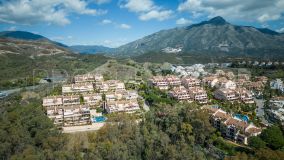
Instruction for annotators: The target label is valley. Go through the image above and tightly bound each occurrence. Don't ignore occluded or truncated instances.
[1,13,284,160]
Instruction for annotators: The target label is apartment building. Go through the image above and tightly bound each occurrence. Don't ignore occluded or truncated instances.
[267,97,284,124]
[219,79,236,90]
[62,95,80,106]
[63,105,91,126]
[46,104,91,127]
[215,70,226,76]
[106,90,139,101]
[235,88,254,104]
[255,76,268,84]
[225,71,235,80]
[105,92,117,101]
[168,86,191,101]
[42,96,63,108]
[119,90,139,100]
[270,79,284,93]
[235,78,249,87]
[165,75,181,86]
[209,108,261,144]
[83,93,102,107]
[214,88,238,101]
[62,83,94,95]
[73,73,95,83]
[245,81,264,91]
[105,99,140,113]
[149,76,168,90]
[237,74,250,81]
[188,87,208,104]
[73,73,104,84]
[104,80,126,92]
[181,76,201,88]
[202,76,218,86]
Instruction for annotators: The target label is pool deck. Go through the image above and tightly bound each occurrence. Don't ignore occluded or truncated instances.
[62,122,105,133]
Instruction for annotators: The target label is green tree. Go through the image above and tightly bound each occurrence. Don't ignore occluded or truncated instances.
[248,136,266,149]
[260,125,284,150]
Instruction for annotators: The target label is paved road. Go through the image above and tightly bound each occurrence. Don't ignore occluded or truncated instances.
[254,98,270,125]
[1,85,40,96]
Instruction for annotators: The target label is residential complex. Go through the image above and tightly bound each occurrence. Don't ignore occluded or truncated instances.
[207,107,262,145]
[43,73,141,127]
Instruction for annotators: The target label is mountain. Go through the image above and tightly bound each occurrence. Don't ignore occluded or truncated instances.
[115,16,284,58]
[0,31,68,47]
[0,31,48,40]
[70,45,115,54]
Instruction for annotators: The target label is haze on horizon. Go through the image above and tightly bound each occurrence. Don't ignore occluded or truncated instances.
[0,0,283,47]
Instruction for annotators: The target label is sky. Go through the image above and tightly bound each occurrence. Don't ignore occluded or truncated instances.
[0,0,284,47]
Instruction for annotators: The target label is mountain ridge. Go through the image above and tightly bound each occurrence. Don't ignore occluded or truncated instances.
[114,16,284,58]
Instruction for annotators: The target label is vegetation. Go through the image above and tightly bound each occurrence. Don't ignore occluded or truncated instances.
[0,54,109,90]
[0,94,69,159]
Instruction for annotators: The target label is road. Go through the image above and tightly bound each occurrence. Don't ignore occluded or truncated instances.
[63,123,105,133]
[1,85,41,96]
[254,98,270,126]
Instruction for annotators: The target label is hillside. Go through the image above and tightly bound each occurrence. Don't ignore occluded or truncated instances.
[0,31,68,47]
[0,37,109,89]
[115,16,284,58]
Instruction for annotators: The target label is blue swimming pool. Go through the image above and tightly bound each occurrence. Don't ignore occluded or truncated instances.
[234,114,249,122]
[92,116,107,123]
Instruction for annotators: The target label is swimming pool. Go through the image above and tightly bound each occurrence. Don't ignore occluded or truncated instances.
[92,116,107,123]
[234,114,249,122]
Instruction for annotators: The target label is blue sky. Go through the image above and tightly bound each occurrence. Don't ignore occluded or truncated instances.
[0,0,284,47]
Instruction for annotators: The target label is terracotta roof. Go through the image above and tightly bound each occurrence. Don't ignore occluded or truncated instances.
[246,127,262,134]
[213,111,230,120]
[225,118,248,129]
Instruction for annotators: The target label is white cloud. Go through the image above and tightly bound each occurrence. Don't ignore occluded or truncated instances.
[119,23,131,29]
[176,18,192,25]
[257,14,280,23]
[7,26,17,31]
[139,10,173,21]
[277,27,284,33]
[178,0,284,23]
[120,0,173,21]
[101,19,112,24]
[93,0,111,5]
[120,0,155,12]
[0,0,107,26]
